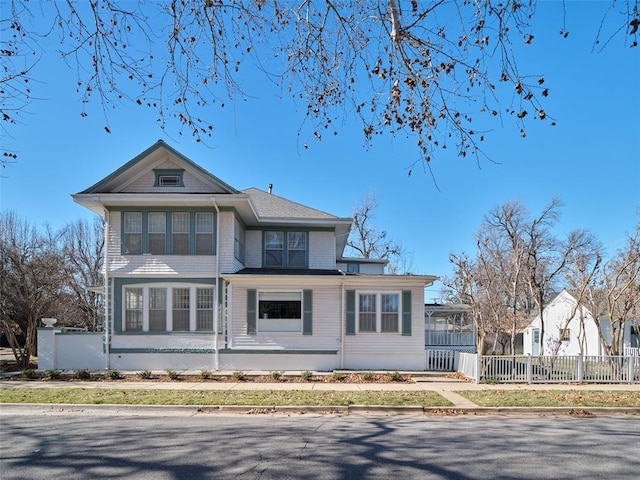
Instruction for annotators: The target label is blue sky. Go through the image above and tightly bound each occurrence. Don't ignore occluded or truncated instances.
[1,1,638,301]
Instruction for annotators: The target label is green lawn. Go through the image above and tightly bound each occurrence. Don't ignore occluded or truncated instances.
[0,388,452,407]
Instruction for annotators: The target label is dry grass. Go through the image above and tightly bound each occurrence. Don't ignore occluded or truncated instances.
[0,387,451,407]
[458,390,640,407]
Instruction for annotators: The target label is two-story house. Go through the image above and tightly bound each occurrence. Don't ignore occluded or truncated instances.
[38,140,437,372]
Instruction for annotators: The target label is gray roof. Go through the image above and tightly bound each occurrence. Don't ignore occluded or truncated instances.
[243,187,345,221]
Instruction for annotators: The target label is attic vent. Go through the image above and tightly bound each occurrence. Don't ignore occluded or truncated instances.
[154,169,184,187]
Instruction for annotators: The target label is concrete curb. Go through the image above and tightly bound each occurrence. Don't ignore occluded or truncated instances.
[2,403,639,417]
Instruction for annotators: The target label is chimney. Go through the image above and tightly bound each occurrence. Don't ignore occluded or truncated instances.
[268,183,273,194]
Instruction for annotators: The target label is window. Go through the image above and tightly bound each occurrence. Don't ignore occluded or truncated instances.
[258,292,302,332]
[154,169,184,187]
[357,292,400,333]
[121,284,215,332]
[559,328,570,342]
[172,212,190,254]
[123,212,142,254]
[149,288,166,331]
[172,288,190,331]
[287,232,306,267]
[195,212,214,254]
[120,210,216,255]
[381,294,399,332]
[148,212,166,254]
[264,231,307,268]
[358,294,377,332]
[347,263,360,273]
[264,231,283,266]
[196,288,214,331]
[125,288,143,331]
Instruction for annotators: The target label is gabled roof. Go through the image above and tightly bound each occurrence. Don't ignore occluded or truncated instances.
[78,140,240,194]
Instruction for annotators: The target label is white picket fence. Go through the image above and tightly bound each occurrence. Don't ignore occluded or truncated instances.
[457,353,640,384]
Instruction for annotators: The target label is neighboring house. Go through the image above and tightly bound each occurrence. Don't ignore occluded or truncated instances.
[38,140,439,372]
[523,289,639,356]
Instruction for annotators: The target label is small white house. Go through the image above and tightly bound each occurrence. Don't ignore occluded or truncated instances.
[523,289,639,356]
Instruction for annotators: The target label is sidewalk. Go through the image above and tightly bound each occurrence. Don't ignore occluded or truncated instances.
[2,373,639,415]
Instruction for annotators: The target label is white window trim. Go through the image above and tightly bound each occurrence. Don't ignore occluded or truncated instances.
[122,283,215,332]
[257,289,303,334]
[356,291,402,334]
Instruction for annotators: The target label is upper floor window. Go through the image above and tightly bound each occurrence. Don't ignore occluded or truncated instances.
[264,231,307,268]
[123,212,143,254]
[195,212,214,254]
[347,263,360,273]
[154,169,184,187]
[148,212,166,254]
[120,210,215,255]
[172,212,190,254]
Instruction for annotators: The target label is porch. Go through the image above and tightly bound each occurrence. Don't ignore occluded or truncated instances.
[424,303,476,371]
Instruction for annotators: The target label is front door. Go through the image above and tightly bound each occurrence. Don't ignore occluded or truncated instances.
[532,328,540,356]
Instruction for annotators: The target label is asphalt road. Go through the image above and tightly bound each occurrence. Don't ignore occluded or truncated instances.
[1,412,638,480]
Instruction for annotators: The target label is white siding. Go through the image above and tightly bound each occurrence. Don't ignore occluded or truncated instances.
[229,284,341,351]
[107,211,217,276]
[121,160,219,193]
[309,231,336,269]
[342,285,426,370]
[217,211,238,273]
[244,230,262,268]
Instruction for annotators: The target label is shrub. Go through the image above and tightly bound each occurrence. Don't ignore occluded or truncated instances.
[300,371,313,381]
[200,370,213,380]
[331,371,346,381]
[22,368,39,379]
[166,370,180,380]
[138,370,153,380]
[74,369,91,380]
[45,369,61,380]
[362,371,375,381]
[270,371,283,381]
[232,371,247,381]
[106,370,121,380]
[387,371,405,382]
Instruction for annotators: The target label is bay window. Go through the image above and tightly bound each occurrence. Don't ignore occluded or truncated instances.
[122,285,215,332]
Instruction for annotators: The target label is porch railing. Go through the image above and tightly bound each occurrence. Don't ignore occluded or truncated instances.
[457,354,640,384]
[425,331,475,347]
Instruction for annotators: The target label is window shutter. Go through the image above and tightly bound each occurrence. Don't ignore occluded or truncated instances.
[346,290,356,335]
[402,290,412,336]
[247,289,257,335]
[303,289,313,335]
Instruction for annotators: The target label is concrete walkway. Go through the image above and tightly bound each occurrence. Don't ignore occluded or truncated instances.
[2,373,639,415]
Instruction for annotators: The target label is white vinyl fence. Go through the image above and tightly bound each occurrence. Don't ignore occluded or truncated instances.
[457,354,640,384]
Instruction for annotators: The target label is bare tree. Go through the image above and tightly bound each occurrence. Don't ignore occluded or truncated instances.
[345,193,411,273]
[2,1,637,164]
[447,253,489,352]
[586,221,640,355]
[59,217,104,331]
[0,212,66,369]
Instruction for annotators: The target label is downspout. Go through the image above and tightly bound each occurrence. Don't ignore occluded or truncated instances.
[103,208,110,370]
[212,198,220,371]
[339,269,346,369]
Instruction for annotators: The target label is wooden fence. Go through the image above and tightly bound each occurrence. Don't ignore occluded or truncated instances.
[457,353,640,384]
